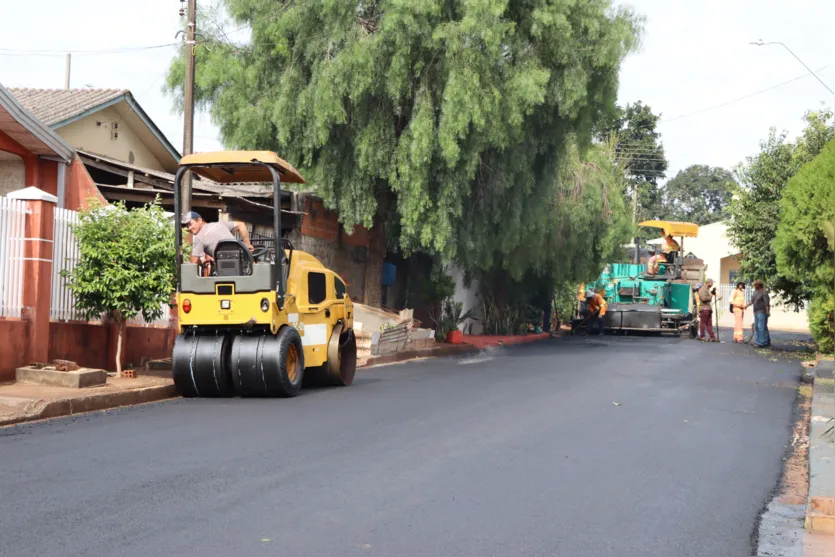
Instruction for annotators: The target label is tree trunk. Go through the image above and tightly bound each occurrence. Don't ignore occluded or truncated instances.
[115,318,124,377]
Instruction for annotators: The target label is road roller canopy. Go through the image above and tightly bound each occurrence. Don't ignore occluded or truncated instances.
[638,220,699,238]
[179,151,306,184]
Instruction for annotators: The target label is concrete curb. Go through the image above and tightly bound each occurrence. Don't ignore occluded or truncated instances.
[360,334,555,369]
[361,344,480,368]
[806,359,835,535]
[0,383,178,428]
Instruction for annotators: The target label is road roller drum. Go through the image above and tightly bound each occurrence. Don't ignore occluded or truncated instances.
[172,333,234,398]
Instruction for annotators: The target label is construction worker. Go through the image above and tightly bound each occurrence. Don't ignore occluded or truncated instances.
[646,247,662,276]
[584,289,607,336]
[697,279,718,342]
[663,233,680,263]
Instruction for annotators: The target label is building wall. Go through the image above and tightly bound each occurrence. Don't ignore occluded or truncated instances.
[57,107,167,172]
[0,129,58,197]
[677,221,736,283]
[49,322,110,370]
[65,156,107,210]
[720,255,742,285]
[48,322,175,372]
[0,152,24,196]
[289,196,384,307]
[0,320,28,382]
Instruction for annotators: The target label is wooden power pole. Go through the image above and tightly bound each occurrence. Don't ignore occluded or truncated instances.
[181,0,197,213]
[632,183,639,264]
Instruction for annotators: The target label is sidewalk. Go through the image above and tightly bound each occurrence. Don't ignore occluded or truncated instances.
[0,375,176,427]
[806,359,834,537]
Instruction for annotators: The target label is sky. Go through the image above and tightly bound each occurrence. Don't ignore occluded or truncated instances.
[1,0,834,183]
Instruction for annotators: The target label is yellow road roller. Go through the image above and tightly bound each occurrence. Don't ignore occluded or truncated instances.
[171,151,357,397]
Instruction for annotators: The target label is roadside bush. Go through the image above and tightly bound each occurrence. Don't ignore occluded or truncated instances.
[774,139,835,352]
[63,198,178,374]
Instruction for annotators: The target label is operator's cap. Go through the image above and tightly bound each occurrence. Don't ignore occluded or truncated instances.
[585,289,595,299]
[181,211,202,225]
[706,278,714,285]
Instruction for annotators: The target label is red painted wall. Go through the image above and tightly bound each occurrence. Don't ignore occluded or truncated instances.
[123,326,177,368]
[300,197,341,241]
[0,320,28,383]
[49,322,110,370]
[65,157,106,210]
[47,322,175,372]
[38,160,58,196]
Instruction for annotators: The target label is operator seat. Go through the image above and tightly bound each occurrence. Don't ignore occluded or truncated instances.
[213,239,254,277]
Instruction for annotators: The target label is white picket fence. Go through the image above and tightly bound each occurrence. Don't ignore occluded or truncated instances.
[0,197,26,318]
[50,207,170,326]
[128,305,171,327]
[51,208,87,321]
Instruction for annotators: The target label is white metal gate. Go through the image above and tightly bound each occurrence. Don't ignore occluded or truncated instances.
[716,283,753,318]
[51,207,87,321]
[0,197,26,318]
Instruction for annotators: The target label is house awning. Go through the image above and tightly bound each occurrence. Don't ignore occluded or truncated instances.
[0,82,73,161]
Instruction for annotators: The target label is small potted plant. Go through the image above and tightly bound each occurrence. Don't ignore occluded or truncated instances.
[432,298,472,344]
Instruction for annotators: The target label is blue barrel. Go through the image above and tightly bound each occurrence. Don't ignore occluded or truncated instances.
[381,262,396,286]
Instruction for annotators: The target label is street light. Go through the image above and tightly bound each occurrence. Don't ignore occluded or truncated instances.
[750,40,835,96]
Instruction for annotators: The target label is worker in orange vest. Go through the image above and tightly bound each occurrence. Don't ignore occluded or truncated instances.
[584,289,608,336]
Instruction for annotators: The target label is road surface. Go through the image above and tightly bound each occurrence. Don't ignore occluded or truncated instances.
[0,333,803,557]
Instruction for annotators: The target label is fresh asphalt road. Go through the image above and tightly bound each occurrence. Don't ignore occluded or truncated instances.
[0,331,805,557]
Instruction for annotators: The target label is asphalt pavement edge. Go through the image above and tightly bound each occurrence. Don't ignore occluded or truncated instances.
[0,383,178,428]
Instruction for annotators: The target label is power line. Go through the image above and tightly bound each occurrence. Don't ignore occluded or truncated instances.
[0,43,177,57]
[658,66,830,124]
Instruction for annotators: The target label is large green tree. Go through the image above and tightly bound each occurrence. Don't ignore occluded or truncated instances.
[661,164,737,225]
[166,0,642,279]
[727,108,833,309]
[774,140,835,352]
[595,101,668,233]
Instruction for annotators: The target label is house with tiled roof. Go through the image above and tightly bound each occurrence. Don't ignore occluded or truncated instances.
[9,88,180,173]
[0,80,388,309]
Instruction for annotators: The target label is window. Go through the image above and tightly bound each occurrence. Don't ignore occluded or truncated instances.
[308,272,327,305]
[334,277,346,299]
[728,271,739,284]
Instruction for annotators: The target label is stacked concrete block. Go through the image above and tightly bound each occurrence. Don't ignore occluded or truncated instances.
[372,322,411,356]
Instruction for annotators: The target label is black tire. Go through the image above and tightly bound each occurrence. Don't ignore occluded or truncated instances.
[273,326,305,397]
[229,327,305,397]
[172,333,234,398]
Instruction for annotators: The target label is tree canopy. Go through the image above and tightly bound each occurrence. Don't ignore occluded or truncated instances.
[595,101,668,232]
[661,164,736,225]
[726,108,833,309]
[774,139,835,351]
[166,0,643,280]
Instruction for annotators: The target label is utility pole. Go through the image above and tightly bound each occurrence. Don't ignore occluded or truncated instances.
[64,54,71,90]
[632,183,639,264]
[181,0,197,213]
